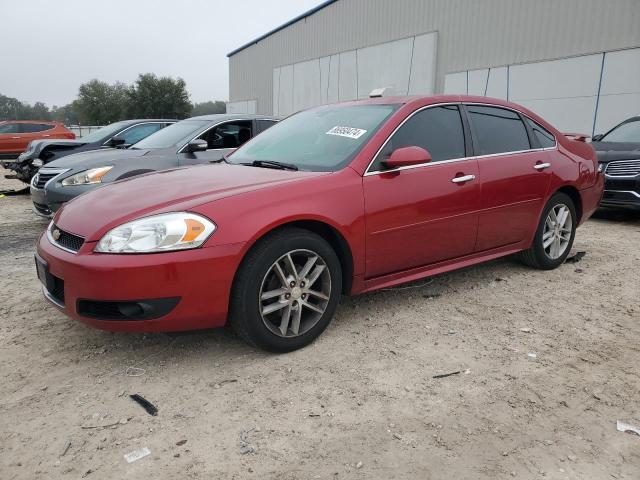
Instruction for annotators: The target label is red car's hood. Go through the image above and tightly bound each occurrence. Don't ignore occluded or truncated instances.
[55,163,327,241]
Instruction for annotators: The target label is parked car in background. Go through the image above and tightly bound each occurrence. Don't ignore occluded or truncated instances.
[30,114,277,216]
[592,116,640,210]
[3,119,176,183]
[35,95,603,352]
[0,120,75,161]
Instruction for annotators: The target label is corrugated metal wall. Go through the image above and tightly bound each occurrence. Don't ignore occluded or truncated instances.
[229,0,640,115]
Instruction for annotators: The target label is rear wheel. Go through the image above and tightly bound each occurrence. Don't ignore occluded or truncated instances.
[229,228,342,352]
[519,192,577,270]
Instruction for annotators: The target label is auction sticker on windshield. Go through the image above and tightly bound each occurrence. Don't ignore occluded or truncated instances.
[326,126,367,139]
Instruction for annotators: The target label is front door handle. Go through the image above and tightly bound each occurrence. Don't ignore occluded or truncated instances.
[534,162,551,170]
[451,174,476,184]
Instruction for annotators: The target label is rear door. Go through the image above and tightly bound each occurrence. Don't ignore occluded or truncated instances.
[465,104,553,251]
[363,104,480,278]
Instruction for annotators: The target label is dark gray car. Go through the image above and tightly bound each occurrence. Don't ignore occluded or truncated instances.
[31,114,277,216]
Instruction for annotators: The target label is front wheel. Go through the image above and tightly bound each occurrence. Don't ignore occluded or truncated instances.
[519,192,577,270]
[229,228,342,352]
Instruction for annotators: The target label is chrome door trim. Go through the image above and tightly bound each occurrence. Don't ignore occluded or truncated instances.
[363,101,558,177]
[534,162,551,170]
[451,174,476,183]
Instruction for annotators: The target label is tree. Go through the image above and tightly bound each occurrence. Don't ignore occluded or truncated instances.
[191,101,226,116]
[51,102,80,125]
[127,73,192,119]
[75,79,129,125]
[0,94,52,121]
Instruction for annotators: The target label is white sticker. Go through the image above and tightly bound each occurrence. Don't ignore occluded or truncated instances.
[326,126,367,139]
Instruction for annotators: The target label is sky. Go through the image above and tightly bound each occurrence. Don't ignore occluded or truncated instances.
[0,0,322,107]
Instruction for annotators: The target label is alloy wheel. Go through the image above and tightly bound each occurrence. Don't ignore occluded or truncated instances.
[259,249,332,338]
[542,203,573,259]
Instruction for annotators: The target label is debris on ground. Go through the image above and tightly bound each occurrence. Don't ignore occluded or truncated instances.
[433,371,461,379]
[60,439,71,457]
[176,439,187,446]
[124,447,151,463]
[212,379,238,389]
[528,353,537,359]
[129,394,158,416]
[565,251,586,264]
[239,428,257,454]
[520,327,532,333]
[616,420,640,436]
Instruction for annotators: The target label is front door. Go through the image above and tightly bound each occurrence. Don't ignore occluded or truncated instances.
[363,104,480,278]
[178,120,253,165]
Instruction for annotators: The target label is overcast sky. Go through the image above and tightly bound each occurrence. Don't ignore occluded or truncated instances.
[0,0,322,107]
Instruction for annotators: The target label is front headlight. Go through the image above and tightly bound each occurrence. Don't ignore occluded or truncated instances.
[61,166,113,186]
[95,212,216,253]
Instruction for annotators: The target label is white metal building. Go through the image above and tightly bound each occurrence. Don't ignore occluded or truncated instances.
[227,0,640,135]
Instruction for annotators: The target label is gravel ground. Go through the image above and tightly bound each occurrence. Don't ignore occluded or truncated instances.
[1,168,639,479]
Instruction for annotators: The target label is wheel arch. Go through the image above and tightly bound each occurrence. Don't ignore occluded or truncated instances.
[237,218,355,295]
[555,185,583,224]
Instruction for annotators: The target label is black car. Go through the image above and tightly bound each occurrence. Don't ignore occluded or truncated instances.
[3,119,175,183]
[592,116,640,210]
[31,114,277,217]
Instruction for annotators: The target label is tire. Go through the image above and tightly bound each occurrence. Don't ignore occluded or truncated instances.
[519,192,577,270]
[229,227,342,352]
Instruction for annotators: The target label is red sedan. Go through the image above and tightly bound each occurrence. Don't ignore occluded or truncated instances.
[36,95,604,352]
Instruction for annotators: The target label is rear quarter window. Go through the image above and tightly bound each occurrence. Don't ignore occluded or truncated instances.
[526,118,556,148]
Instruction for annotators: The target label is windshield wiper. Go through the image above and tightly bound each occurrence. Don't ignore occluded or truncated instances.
[243,160,299,171]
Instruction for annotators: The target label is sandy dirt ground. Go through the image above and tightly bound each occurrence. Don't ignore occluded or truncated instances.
[0,168,639,479]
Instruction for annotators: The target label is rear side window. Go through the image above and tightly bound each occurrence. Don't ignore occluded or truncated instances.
[19,123,54,133]
[467,105,530,155]
[526,118,556,148]
[371,105,466,171]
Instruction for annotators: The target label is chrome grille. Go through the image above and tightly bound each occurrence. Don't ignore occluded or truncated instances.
[605,159,640,177]
[32,168,67,189]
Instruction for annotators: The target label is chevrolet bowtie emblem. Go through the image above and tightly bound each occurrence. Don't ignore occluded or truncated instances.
[52,229,61,240]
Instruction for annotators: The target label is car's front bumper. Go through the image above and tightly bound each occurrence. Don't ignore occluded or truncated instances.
[30,182,95,217]
[36,231,245,332]
[600,172,640,209]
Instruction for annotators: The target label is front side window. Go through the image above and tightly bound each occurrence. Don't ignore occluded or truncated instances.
[467,105,530,155]
[198,121,252,149]
[601,119,640,143]
[119,123,164,145]
[370,105,466,171]
[228,104,397,172]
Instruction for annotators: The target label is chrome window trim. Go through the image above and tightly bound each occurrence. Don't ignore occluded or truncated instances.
[363,101,558,177]
[176,118,272,154]
[101,121,172,147]
[31,168,70,190]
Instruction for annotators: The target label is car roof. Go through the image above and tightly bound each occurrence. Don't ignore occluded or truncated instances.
[120,119,179,123]
[0,120,61,124]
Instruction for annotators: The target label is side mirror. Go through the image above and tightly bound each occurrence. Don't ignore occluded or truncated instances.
[383,146,432,170]
[186,139,208,153]
[592,134,604,142]
[109,136,126,147]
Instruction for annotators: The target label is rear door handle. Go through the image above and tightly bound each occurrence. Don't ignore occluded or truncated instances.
[451,174,476,184]
[534,162,551,170]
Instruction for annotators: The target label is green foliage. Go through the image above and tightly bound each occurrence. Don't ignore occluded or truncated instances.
[75,80,129,125]
[191,100,227,116]
[0,94,52,121]
[1,73,225,125]
[127,73,192,119]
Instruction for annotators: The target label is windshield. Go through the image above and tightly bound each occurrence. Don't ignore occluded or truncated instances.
[601,119,640,143]
[131,120,209,149]
[78,121,130,142]
[228,104,397,171]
